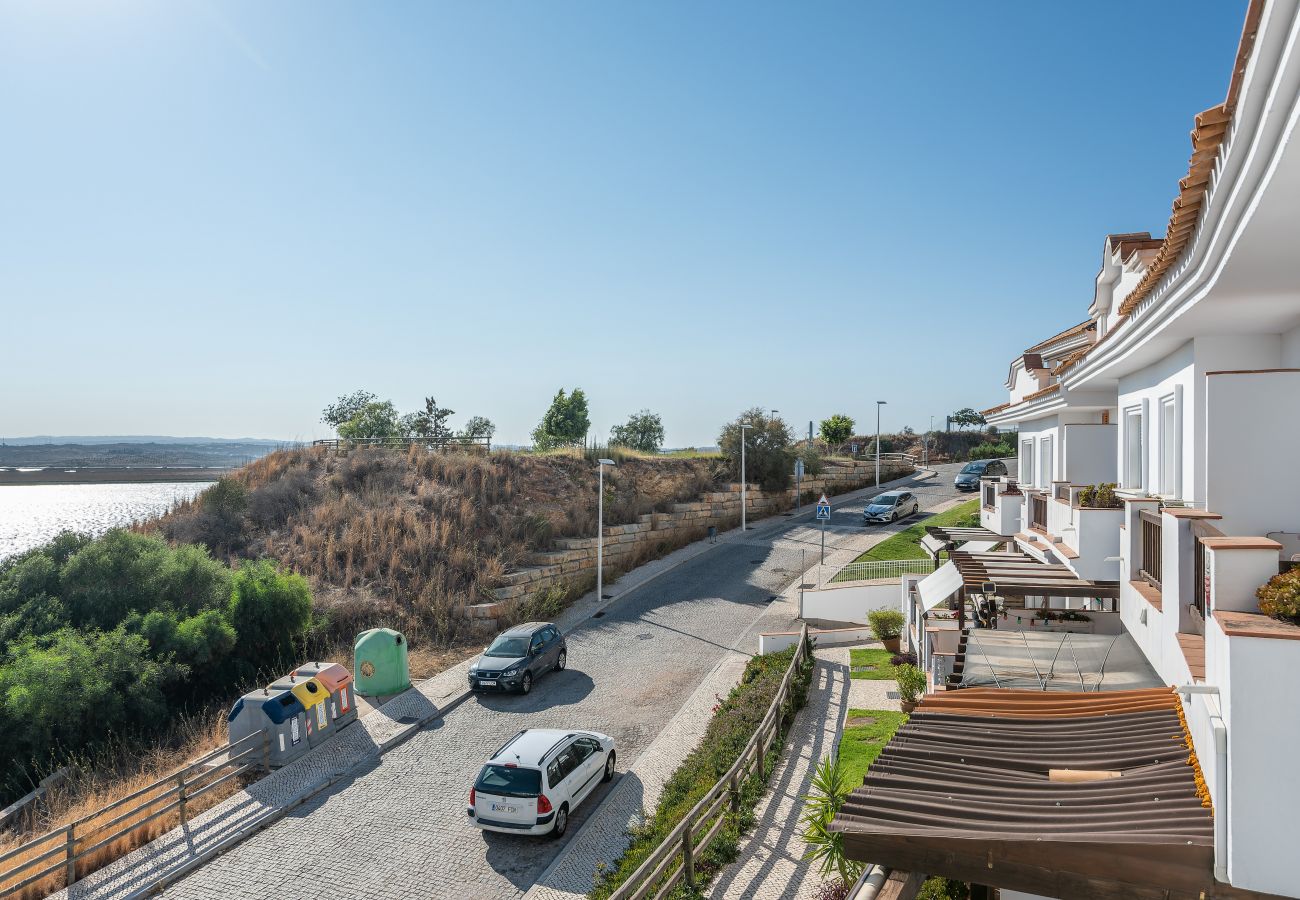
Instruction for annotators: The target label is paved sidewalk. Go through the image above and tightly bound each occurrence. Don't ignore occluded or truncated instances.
[705,649,852,900]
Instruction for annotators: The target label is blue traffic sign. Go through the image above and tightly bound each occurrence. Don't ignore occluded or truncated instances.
[815,495,832,520]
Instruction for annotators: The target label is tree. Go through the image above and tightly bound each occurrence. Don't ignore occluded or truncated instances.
[337,400,401,440]
[818,414,855,447]
[718,408,795,491]
[609,410,665,453]
[461,416,496,443]
[951,407,987,430]
[532,388,590,450]
[227,560,313,675]
[400,396,455,443]
[321,390,378,430]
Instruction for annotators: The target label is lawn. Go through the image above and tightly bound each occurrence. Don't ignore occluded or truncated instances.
[848,648,898,680]
[838,708,909,787]
[849,498,980,563]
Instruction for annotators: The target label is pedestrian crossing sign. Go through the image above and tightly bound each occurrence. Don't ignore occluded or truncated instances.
[815,495,831,520]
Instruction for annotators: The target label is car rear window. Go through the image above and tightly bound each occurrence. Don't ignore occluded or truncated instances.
[475,764,541,797]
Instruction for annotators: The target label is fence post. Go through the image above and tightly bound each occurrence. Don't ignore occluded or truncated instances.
[262,729,271,773]
[177,771,188,826]
[730,772,740,816]
[681,827,694,889]
[65,823,75,885]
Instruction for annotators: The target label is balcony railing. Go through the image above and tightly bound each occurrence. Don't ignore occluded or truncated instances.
[982,482,997,510]
[1190,518,1225,632]
[1139,510,1163,589]
[1028,494,1047,531]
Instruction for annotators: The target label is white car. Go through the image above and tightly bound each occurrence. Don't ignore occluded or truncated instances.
[467,728,616,838]
[863,490,920,524]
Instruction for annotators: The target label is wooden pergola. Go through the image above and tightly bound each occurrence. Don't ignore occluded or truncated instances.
[932,549,1120,629]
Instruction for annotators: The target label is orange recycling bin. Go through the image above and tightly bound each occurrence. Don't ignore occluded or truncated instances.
[294,662,358,731]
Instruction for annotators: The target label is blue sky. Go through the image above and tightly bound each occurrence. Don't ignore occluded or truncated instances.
[1,1,1247,446]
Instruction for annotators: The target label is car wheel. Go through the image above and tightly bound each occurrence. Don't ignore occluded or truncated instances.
[550,803,569,838]
[913,503,919,515]
[602,751,616,783]
[520,672,533,695]
[556,649,567,671]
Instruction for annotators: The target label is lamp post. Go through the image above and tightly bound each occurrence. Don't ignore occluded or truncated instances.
[925,414,934,467]
[875,401,887,487]
[597,458,615,601]
[739,423,753,531]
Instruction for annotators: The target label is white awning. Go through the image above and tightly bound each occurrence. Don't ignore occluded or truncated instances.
[917,561,964,612]
[920,534,947,558]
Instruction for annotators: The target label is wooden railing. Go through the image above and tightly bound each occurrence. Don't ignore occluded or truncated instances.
[0,730,268,896]
[312,436,491,453]
[607,625,810,900]
[1028,494,1048,531]
[1139,510,1164,590]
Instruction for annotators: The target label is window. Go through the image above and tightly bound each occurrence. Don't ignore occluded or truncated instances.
[477,765,541,797]
[1038,436,1054,487]
[1159,394,1180,497]
[1020,440,1034,484]
[1123,408,1143,490]
[572,737,599,763]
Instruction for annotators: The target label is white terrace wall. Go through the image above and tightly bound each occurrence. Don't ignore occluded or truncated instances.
[484,462,913,610]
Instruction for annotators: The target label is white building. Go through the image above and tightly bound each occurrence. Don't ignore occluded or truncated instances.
[972,1,1300,894]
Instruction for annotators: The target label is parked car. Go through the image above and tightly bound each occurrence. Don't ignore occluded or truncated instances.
[863,491,920,524]
[954,458,1008,491]
[468,622,566,694]
[467,728,616,838]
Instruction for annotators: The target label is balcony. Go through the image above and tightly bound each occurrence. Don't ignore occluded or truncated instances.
[1138,510,1162,589]
[1028,493,1048,532]
[979,477,1022,538]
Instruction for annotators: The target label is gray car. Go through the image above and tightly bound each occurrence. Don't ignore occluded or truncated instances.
[468,622,567,694]
[863,491,920,524]
[954,458,1008,491]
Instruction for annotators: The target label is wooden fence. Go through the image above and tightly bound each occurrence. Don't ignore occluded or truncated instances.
[0,730,268,897]
[607,625,810,900]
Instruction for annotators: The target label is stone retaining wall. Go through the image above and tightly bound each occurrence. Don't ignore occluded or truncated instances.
[469,461,911,620]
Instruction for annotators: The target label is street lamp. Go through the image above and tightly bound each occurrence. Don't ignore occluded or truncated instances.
[597,458,616,601]
[875,401,887,487]
[739,423,754,531]
[925,414,935,467]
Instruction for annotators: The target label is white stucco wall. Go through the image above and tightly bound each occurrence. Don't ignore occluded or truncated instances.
[799,581,899,623]
[1283,323,1300,366]
[1060,422,1117,485]
[1015,415,1058,489]
[1205,369,1300,535]
[1116,341,1195,500]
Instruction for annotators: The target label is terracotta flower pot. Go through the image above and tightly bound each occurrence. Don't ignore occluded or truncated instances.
[900,699,918,714]
[883,637,900,653]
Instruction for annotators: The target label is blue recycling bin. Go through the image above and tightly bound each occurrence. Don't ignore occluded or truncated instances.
[227,687,309,767]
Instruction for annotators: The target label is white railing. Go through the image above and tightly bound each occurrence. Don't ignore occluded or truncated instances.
[822,558,936,587]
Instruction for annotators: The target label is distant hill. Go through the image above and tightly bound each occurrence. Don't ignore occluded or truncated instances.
[1,435,285,445]
[0,440,291,468]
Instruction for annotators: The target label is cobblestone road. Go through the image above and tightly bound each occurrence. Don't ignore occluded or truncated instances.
[163,465,965,900]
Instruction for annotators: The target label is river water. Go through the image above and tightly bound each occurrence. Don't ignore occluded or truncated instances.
[0,482,214,561]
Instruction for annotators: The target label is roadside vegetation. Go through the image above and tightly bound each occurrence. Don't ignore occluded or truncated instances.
[848,499,980,564]
[591,640,814,899]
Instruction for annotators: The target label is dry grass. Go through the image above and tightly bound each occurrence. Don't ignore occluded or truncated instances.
[0,709,248,900]
[156,446,722,651]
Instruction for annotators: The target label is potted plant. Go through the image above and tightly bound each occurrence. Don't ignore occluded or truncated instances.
[895,663,927,713]
[1257,568,1300,623]
[868,609,905,653]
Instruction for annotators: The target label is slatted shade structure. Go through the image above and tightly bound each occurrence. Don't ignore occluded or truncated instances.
[832,688,1223,900]
[951,550,1120,599]
[920,525,1004,560]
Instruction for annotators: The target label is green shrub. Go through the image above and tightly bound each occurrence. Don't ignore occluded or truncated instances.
[867,609,904,642]
[1257,568,1300,622]
[1077,483,1122,509]
[894,663,927,704]
[228,560,313,677]
[968,440,1014,461]
[592,641,813,898]
[800,754,863,884]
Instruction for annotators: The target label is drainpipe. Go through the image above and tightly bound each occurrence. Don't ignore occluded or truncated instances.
[849,863,892,899]
[1212,713,1228,884]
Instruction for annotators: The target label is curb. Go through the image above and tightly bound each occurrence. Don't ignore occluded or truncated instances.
[129,687,474,898]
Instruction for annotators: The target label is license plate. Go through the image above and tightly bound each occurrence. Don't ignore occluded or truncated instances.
[479,680,497,686]
[490,803,517,813]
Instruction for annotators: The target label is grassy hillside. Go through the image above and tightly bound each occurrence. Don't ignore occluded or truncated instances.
[155,445,723,649]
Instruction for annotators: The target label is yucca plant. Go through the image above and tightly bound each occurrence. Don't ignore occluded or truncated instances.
[800,754,864,885]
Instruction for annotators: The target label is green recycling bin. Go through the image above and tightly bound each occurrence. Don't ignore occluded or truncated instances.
[354,628,411,696]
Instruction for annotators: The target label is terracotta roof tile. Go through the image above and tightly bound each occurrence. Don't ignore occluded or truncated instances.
[1025,320,1094,354]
